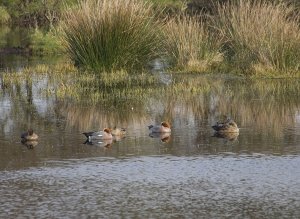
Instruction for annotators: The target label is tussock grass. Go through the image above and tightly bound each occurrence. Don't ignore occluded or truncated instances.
[60,0,163,72]
[163,15,223,72]
[213,0,300,75]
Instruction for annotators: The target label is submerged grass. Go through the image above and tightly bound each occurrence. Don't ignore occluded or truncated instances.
[163,14,223,72]
[60,0,163,72]
[213,0,300,75]
[1,64,160,105]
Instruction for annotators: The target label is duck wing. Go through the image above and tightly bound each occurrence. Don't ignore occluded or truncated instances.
[82,131,104,139]
[212,122,229,132]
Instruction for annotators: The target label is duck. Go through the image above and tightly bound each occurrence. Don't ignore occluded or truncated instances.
[21,129,39,141]
[148,121,171,133]
[212,118,239,133]
[82,128,113,141]
[111,127,126,136]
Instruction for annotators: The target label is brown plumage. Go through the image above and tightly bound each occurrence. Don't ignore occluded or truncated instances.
[212,119,239,133]
[21,129,39,141]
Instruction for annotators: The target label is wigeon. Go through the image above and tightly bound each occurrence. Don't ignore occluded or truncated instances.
[212,118,239,133]
[111,127,126,136]
[148,121,171,133]
[21,129,39,141]
[82,128,113,140]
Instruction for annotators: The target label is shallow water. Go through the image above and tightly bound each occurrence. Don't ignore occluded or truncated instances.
[0,57,300,218]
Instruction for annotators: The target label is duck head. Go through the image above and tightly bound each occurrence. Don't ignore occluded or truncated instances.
[228,121,238,128]
[103,128,111,134]
[28,129,34,136]
[161,121,171,128]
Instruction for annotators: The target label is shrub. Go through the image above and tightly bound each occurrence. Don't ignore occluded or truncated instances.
[29,29,63,55]
[60,0,163,72]
[0,6,11,24]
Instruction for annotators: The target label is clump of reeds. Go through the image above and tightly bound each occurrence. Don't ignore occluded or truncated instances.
[163,14,223,72]
[213,0,300,75]
[60,0,163,72]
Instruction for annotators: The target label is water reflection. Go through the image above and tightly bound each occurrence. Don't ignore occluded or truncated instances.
[212,131,239,141]
[21,139,39,149]
[0,72,300,171]
[83,139,113,148]
[149,132,171,143]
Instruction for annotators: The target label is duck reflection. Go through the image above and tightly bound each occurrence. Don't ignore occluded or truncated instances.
[149,132,171,143]
[213,132,239,141]
[21,139,39,149]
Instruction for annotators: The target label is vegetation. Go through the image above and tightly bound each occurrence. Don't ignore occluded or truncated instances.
[213,0,300,76]
[0,6,10,24]
[60,0,163,72]
[0,0,77,27]
[163,15,223,72]
[1,63,160,105]
[1,0,300,76]
[29,29,62,55]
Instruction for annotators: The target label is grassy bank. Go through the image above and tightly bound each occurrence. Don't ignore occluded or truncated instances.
[57,0,300,76]
[1,0,300,76]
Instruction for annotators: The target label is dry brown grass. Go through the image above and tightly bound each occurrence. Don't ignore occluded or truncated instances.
[163,14,223,72]
[213,0,300,75]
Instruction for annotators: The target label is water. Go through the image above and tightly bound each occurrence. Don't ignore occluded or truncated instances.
[0,156,299,218]
[0,55,300,218]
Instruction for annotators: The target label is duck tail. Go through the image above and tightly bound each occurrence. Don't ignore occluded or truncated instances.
[82,132,90,138]
[212,125,218,131]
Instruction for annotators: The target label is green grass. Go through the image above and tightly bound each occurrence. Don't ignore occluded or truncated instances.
[60,0,163,72]
[0,6,10,24]
[29,29,63,55]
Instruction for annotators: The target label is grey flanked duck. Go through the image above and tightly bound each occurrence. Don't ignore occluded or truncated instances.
[82,128,113,141]
[212,118,239,133]
[21,129,39,141]
[148,121,171,133]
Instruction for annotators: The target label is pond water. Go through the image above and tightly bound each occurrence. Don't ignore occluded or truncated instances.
[0,53,300,218]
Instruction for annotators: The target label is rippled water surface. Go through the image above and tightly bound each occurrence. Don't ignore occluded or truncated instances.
[0,57,300,218]
[1,156,299,218]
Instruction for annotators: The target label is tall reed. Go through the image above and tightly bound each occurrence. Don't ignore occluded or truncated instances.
[213,0,300,75]
[163,15,223,72]
[60,0,163,72]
